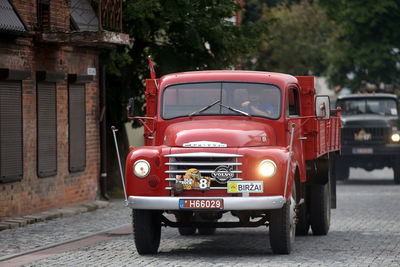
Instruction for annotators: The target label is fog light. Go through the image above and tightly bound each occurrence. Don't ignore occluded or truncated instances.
[133,160,150,178]
[391,133,400,142]
[259,160,277,177]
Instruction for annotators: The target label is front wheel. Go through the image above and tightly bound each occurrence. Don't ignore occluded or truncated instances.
[269,183,296,254]
[132,209,161,255]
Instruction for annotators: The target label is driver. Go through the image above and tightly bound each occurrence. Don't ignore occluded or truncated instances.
[241,88,274,116]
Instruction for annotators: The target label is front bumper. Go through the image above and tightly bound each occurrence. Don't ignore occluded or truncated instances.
[127,195,286,210]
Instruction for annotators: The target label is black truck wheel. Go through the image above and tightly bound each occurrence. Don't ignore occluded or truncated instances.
[335,163,349,181]
[295,201,309,236]
[310,183,331,235]
[176,211,196,235]
[132,209,161,254]
[394,165,400,185]
[269,184,296,254]
[178,226,196,235]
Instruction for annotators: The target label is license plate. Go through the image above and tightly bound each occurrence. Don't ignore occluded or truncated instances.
[352,148,373,154]
[179,199,223,210]
[227,181,263,193]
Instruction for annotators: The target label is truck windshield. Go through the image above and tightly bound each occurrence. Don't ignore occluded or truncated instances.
[337,98,398,116]
[162,82,281,119]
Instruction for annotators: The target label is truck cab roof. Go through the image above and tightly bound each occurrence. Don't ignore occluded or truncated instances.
[159,70,298,90]
[337,93,398,100]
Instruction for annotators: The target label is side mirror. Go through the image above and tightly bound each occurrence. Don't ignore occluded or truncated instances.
[127,97,135,119]
[315,95,330,120]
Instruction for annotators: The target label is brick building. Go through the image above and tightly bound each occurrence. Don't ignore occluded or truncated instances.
[0,0,128,220]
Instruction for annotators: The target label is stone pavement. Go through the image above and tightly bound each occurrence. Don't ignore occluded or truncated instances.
[0,201,111,231]
[0,169,399,266]
[0,200,130,259]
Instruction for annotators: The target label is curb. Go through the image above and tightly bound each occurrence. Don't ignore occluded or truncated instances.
[0,200,110,231]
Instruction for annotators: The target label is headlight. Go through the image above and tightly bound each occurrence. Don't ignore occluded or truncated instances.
[259,160,277,177]
[133,160,150,178]
[391,133,400,142]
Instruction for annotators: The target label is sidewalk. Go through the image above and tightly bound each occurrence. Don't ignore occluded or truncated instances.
[0,199,131,259]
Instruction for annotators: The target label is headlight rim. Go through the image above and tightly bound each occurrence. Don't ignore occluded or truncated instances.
[258,159,277,178]
[133,159,151,178]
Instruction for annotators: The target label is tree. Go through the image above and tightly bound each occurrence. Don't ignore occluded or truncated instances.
[251,0,336,76]
[320,0,400,91]
[104,1,262,193]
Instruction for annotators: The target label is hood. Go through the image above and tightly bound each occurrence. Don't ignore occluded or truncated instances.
[163,119,276,147]
[341,114,398,127]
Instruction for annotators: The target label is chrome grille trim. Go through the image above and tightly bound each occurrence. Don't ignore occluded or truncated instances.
[164,152,242,191]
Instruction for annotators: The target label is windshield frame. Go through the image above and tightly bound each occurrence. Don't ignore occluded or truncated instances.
[160,81,283,120]
[337,97,399,116]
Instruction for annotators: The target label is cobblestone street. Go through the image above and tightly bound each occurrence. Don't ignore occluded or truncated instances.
[1,168,399,266]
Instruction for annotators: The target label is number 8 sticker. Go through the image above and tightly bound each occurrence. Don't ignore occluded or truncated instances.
[199,178,208,189]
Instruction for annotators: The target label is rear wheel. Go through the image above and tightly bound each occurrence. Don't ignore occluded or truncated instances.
[269,183,296,254]
[310,183,331,235]
[176,211,196,236]
[132,209,161,254]
[295,201,309,236]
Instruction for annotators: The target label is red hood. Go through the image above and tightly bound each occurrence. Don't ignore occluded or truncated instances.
[163,119,276,147]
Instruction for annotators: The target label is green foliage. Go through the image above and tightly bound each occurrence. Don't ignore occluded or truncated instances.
[249,0,336,76]
[320,0,400,90]
[106,0,262,126]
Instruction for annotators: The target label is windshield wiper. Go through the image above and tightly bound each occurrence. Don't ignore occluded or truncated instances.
[189,99,221,117]
[219,103,250,117]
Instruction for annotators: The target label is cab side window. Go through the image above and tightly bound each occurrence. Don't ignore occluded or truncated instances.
[287,87,300,116]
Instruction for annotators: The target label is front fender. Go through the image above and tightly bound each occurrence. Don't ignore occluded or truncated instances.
[238,146,297,200]
[125,146,170,197]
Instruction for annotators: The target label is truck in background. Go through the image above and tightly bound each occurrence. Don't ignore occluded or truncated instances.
[335,93,400,183]
[123,70,341,255]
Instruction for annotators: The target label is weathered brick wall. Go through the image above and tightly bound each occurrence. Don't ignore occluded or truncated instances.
[0,1,101,219]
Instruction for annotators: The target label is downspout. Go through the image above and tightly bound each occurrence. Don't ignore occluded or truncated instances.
[99,53,111,200]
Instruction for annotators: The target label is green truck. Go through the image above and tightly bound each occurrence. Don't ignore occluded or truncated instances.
[335,93,400,184]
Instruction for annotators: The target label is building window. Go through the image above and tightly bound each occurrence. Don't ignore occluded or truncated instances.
[37,81,57,177]
[37,0,50,31]
[68,78,86,173]
[0,81,23,183]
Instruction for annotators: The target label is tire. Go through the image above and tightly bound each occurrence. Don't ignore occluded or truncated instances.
[176,211,196,236]
[394,165,400,185]
[178,226,196,235]
[269,183,296,254]
[295,201,309,236]
[310,183,331,235]
[198,227,216,235]
[335,162,349,181]
[132,209,161,255]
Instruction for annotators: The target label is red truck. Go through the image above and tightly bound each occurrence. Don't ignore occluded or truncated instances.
[123,70,341,255]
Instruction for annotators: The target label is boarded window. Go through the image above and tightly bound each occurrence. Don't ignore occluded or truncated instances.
[0,81,23,183]
[37,82,57,177]
[68,83,86,172]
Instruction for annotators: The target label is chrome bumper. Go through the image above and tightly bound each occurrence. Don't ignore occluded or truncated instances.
[127,196,286,210]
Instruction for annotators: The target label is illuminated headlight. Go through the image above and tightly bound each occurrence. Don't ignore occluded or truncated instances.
[391,133,400,142]
[133,160,150,178]
[259,160,277,177]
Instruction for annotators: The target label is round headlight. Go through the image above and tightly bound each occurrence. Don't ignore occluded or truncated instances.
[391,133,400,142]
[133,160,150,178]
[259,160,277,177]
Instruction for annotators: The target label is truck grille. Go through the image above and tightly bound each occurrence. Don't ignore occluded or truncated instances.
[164,152,243,191]
[341,127,388,145]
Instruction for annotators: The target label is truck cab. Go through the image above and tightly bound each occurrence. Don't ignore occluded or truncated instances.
[335,93,400,183]
[125,70,340,255]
